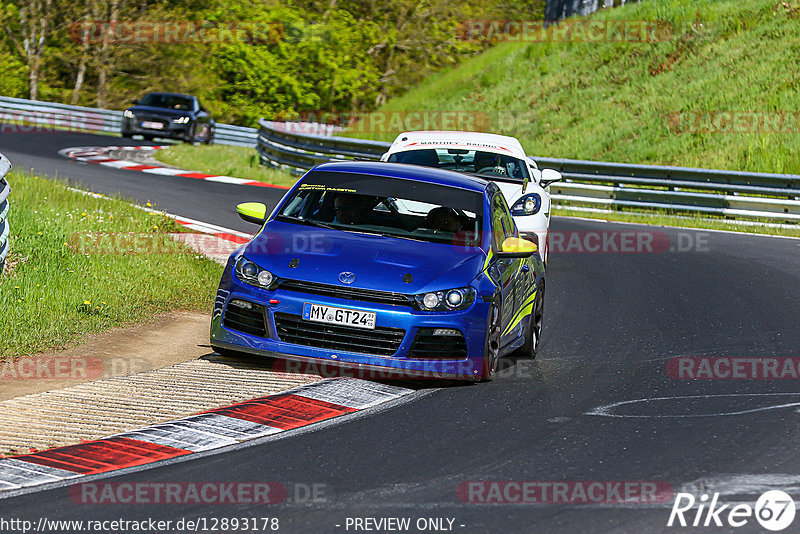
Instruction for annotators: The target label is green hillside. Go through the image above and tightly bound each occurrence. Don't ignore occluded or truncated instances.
[352,0,800,174]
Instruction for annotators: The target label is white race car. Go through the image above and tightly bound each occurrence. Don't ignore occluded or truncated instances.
[381,131,562,263]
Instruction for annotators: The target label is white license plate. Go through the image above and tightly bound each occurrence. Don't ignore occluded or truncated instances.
[141,121,163,129]
[302,303,376,330]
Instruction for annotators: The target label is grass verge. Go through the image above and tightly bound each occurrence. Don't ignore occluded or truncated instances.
[153,144,296,187]
[0,171,223,359]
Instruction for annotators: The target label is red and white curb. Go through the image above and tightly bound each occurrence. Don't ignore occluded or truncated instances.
[0,378,414,493]
[58,146,289,189]
[68,186,254,261]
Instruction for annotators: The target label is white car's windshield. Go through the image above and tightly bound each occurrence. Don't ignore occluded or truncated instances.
[388,148,530,182]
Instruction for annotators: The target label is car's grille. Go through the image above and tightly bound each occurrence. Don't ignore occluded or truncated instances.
[274,313,405,356]
[223,300,267,337]
[276,279,415,308]
[407,328,468,360]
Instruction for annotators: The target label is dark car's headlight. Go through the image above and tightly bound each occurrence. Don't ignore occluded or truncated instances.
[123,110,135,119]
[173,116,190,124]
[415,287,476,311]
[511,193,542,215]
[235,257,275,289]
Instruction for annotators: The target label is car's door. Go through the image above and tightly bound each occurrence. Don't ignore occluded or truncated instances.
[489,192,525,348]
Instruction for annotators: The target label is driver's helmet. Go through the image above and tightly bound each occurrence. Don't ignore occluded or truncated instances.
[474,151,498,171]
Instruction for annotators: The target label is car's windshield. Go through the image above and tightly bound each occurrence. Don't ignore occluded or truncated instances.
[276,170,484,247]
[138,94,193,111]
[387,148,530,182]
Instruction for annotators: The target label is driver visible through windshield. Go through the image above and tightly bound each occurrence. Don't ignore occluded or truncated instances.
[276,170,484,248]
[387,148,530,181]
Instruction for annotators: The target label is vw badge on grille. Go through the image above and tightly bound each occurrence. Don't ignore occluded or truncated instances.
[338,271,356,284]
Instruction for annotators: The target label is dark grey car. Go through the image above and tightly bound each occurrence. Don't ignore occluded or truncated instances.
[121,92,215,144]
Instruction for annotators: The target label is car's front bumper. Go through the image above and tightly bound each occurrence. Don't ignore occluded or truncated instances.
[210,262,491,381]
[122,117,190,139]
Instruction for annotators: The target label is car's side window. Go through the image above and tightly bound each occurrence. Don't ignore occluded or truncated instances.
[492,194,517,247]
[491,194,507,250]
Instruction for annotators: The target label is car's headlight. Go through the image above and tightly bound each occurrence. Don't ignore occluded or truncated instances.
[415,287,476,311]
[511,193,542,215]
[123,110,135,118]
[235,257,275,289]
[173,116,190,124]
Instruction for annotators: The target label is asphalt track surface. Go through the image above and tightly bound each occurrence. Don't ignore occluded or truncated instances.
[2,130,800,533]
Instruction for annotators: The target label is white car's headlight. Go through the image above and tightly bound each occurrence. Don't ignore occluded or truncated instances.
[511,193,542,215]
[123,110,135,118]
[415,287,475,311]
[235,257,275,289]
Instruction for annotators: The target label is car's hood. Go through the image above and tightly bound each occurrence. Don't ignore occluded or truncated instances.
[495,181,523,204]
[243,221,487,294]
[127,105,192,118]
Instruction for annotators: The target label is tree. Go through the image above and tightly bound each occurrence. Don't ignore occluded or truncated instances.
[2,0,54,100]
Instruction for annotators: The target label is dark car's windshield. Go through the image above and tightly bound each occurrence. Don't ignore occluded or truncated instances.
[138,94,193,111]
[276,170,484,247]
[388,148,530,182]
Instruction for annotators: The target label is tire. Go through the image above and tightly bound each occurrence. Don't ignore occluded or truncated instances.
[121,130,132,139]
[480,303,502,381]
[544,231,550,268]
[515,282,544,359]
[184,124,196,144]
[204,128,215,145]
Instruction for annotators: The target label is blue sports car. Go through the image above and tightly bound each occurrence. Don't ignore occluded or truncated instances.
[210,161,545,381]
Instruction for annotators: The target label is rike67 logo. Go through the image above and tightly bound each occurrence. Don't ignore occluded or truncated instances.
[668,490,796,531]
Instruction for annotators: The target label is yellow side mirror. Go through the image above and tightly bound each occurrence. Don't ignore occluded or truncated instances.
[236,202,268,225]
[502,237,537,253]
[499,237,538,257]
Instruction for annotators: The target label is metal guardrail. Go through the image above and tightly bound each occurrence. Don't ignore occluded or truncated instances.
[256,118,390,172]
[0,153,12,273]
[256,120,800,223]
[0,96,122,134]
[0,96,257,146]
[214,123,258,147]
[537,158,800,222]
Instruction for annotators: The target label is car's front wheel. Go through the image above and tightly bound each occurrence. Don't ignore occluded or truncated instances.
[515,282,544,359]
[184,124,196,144]
[480,303,501,381]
